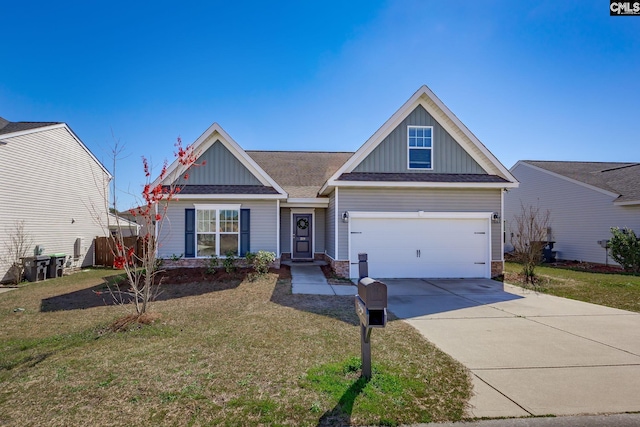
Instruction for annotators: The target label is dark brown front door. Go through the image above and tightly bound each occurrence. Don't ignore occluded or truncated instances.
[293,213,312,259]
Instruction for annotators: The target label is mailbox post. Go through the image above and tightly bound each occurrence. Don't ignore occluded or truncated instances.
[355,270,387,379]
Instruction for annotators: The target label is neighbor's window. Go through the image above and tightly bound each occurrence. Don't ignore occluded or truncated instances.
[196,207,239,257]
[407,126,433,169]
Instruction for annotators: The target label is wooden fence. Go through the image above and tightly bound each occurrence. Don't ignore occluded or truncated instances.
[94,236,146,267]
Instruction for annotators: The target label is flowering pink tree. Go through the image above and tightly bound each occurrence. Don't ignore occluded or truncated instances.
[112,138,202,317]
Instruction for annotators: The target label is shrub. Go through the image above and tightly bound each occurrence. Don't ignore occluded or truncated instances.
[206,254,219,275]
[223,251,237,274]
[252,251,276,276]
[609,227,640,273]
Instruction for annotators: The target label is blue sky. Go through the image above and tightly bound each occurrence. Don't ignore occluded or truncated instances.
[2,1,639,209]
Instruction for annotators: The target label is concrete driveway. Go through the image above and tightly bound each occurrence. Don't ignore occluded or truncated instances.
[384,279,640,418]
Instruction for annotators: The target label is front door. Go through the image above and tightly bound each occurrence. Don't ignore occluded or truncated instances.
[292,213,313,259]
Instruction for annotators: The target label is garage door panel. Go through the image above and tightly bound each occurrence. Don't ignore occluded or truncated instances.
[349,216,490,279]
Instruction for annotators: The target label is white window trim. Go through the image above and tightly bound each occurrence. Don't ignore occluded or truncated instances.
[193,204,241,258]
[407,125,434,170]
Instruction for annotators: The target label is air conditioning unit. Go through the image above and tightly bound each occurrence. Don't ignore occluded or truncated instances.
[74,237,85,258]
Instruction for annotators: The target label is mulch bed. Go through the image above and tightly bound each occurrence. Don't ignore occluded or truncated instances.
[547,260,625,274]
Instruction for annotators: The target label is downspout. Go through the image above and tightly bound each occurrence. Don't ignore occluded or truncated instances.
[154,203,159,258]
[276,199,281,257]
[500,188,505,263]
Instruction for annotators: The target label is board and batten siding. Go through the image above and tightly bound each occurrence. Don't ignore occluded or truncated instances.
[158,200,279,258]
[353,105,486,174]
[182,139,262,185]
[337,187,502,261]
[505,163,640,265]
[0,126,110,281]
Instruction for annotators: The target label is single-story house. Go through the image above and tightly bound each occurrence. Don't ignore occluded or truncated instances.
[155,85,518,279]
[0,117,111,282]
[504,160,640,265]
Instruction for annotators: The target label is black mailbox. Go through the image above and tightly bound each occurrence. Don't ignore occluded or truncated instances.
[356,277,388,328]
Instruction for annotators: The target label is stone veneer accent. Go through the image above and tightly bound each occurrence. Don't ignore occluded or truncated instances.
[324,254,350,278]
[491,261,504,278]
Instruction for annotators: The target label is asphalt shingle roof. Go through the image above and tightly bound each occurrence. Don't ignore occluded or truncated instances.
[168,185,281,195]
[524,161,640,204]
[337,172,509,183]
[247,151,354,198]
[0,117,60,136]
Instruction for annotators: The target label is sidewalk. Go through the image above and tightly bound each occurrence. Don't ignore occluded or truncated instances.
[285,261,356,296]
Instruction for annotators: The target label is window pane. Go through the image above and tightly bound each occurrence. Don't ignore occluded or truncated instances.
[219,210,239,233]
[409,148,432,169]
[416,128,424,138]
[409,127,416,137]
[409,137,417,147]
[197,234,216,257]
[220,234,238,256]
[425,128,432,137]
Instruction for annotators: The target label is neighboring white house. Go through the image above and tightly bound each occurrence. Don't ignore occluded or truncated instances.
[0,117,111,282]
[504,160,640,265]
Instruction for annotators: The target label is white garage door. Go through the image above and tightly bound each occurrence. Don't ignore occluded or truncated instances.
[349,214,491,279]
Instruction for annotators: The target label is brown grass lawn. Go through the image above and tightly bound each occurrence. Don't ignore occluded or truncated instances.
[0,268,471,426]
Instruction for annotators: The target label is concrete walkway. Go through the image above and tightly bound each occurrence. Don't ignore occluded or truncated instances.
[286,261,356,296]
[385,279,640,419]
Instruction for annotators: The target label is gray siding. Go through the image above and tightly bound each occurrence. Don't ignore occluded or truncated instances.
[337,188,502,261]
[158,199,278,258]
[280,207,291,253]
[0,126,109,280]
[315,209,326,253]
[326,191,337,258]
[354,105,486,174]
[505,163,640,264]
[185,139,262,185]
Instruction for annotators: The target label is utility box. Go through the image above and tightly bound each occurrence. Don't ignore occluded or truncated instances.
[22,255,51,282]
[48,254,66,279]
[356,277,388,327]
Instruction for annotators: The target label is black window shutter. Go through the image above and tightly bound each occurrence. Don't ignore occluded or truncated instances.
[185,208,195,258]
[240,209,250,256]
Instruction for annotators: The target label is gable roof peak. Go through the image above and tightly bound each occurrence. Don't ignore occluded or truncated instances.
[319,85,517,194]
[153,121,287,196]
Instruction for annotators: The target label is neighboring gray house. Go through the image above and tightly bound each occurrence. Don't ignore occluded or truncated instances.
[0,117,111,282]
[505,160,640,265]
[155,85,518,279]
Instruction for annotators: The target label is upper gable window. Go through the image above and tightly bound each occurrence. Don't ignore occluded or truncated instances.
[407,126,433,170]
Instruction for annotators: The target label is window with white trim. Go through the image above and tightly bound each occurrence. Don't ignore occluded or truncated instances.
[195,206,239,257]
[407,126,433,170]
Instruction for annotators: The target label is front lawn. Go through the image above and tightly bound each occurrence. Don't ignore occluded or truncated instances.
[505,262,640,313]
[0,268,471,426]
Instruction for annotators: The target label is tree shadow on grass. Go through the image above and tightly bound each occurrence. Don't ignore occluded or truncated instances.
[269,276,360,326]
[316,375,370,427]
[40,271,242,312]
